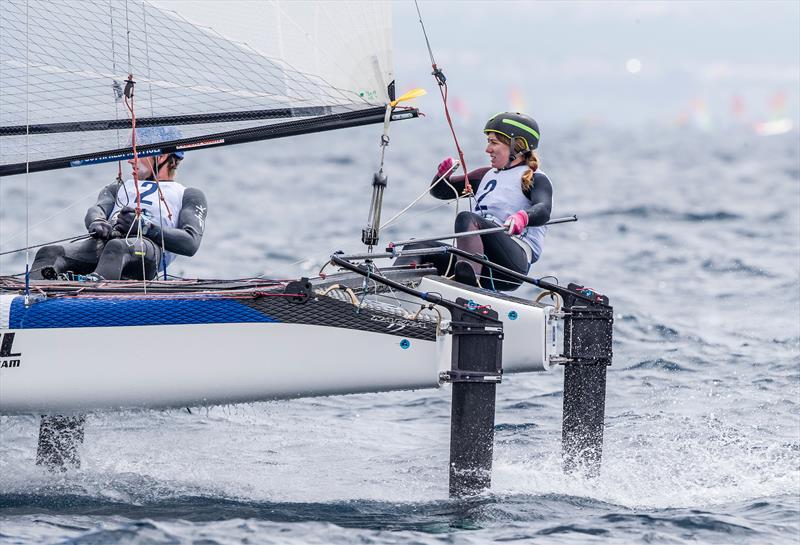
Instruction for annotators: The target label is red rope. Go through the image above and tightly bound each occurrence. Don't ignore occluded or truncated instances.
[124,74,142,216]
[153,167,174,221]
[123,75,174,222]
[432,64,472,196]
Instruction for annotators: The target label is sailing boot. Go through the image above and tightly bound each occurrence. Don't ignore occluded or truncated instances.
[453,261,480,288]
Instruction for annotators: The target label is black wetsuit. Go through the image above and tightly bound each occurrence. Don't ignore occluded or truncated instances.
[31,180,208,280]
[396,166,553,291]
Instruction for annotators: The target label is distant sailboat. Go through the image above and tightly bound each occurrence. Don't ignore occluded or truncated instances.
[754,91,794,136]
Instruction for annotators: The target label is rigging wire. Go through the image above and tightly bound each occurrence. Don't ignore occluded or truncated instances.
[413,0,473,197]
[151,156,174,280]
[24,0,31,303]
[380,160,460,230]
[1,187,117,246]
[0,234,92,258]
[124,0,132,73]
[382,198,456,230]
[109,0,124,183]
[142,1,155,117]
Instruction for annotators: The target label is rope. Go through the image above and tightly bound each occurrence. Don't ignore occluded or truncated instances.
[535,290,563,312]
[317,284,359,305]
[380,160,460,230]
[413,0,472,197]
[122,69,148,292]
[123,76,141,214]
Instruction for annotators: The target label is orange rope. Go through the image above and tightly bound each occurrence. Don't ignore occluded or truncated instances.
[433,65,472,196]
[123,74,142,215]
[153,164,174,221]
[414,1,472,196]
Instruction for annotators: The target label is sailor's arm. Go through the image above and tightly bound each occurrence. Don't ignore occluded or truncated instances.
[84,181,119,228]
[150,188,208,256]
[429,167,490,199]
[523,172,553,226]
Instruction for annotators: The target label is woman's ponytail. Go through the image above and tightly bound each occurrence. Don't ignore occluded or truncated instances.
[520,151,539,192]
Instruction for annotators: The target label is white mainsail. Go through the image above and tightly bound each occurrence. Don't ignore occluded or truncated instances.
[152,1,394,104]
[0,0,402,176]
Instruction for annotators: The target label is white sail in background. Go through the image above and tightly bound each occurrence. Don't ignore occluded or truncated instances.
[0,0,401,176]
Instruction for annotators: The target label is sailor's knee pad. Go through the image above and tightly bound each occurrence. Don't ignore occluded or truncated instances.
[34,244,66,261]
[33,245,67,279]
[454,210,481,231]
[100,238,131,257]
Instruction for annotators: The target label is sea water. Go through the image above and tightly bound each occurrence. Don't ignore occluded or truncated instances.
[0,123,798,544]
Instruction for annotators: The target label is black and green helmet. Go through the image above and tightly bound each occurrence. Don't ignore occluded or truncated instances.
[483,112,540,152]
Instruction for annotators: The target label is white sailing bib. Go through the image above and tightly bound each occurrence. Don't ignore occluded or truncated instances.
[109,179,187,267]
[110,179,186,229]
[473,165,549,263]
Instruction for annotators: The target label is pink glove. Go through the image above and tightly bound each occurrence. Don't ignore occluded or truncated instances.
[505,210,529,235]
[436,157,455,178]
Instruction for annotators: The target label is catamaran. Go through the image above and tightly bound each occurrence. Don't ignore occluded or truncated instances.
[0,0,613,496]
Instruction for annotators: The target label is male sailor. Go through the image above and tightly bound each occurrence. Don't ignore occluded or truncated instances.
[31,126,208,281]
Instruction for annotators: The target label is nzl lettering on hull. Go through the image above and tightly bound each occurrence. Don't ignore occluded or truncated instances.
[0,332,21,368]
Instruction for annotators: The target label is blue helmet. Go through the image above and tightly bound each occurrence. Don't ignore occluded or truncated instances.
[133,126,184,159]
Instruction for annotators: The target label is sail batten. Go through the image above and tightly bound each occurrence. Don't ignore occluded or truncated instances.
[0,0,407,175]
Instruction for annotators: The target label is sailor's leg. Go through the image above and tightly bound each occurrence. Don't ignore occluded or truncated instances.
[121,238,162,280]
[93,237,160,280]
[30,245,66,279]
[479,230,528,291]
[30,239,104,279]
[452,212,528,290]
[92,239,132,279]
[454,211,485,276]
[36,415,86,471]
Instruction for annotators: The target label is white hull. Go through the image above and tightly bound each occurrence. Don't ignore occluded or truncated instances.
[0,275,558,415]
[0,322,446,414]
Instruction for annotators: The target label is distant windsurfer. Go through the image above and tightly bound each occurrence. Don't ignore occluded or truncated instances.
[399,112,553,291]
[30,126,208,281]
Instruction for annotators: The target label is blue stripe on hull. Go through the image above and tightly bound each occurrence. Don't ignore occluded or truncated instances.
[9,296,278,329]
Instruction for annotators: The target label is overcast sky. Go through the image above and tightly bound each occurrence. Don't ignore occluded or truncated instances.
[391,1,800,129]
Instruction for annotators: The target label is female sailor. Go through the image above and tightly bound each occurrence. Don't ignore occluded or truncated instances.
[31,126,208,281]
[406,111,553,291]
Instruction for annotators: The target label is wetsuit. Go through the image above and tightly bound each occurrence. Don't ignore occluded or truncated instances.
[31,179,207,280]
[398,165,553,291]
